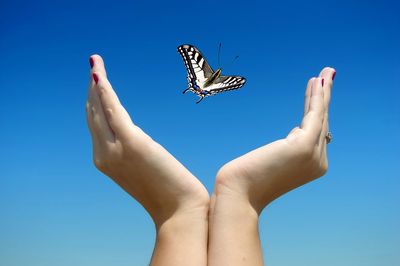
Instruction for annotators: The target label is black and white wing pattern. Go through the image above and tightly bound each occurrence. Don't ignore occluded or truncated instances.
[177,44,246,103]
[177,44,213,91]
[206,75,246,95]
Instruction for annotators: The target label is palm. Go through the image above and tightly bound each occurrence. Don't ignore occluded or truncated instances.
[86,55,209,226]
[216,69,335,213]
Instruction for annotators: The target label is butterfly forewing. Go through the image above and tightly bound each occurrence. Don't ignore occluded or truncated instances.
[177,44,246,101]
[177,45,213,89]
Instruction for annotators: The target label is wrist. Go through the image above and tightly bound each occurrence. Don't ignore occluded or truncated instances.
[208,183,263,266]
[153,201,209,231]
[151,205,209,266]
[212,179,259,220]
[216,163,292,214]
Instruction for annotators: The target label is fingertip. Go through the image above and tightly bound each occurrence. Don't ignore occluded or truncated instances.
[89,57,94,68]
[89,54,102,68]
[89,54,107,75]
[90,54,102,61]
[311,77,324,97]
[320,66,332,74]
[320,67,336,81]
[92,72,99,84]
[306,77,315,93]
[326,67,336,81]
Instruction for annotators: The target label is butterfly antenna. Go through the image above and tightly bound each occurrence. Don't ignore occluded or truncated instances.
[224,55,239,70]
[217,43,222,69]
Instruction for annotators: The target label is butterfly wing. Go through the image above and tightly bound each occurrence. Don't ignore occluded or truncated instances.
[177,44,214,90]
[205,75,246,95]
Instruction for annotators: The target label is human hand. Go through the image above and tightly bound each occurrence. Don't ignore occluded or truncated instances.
[214,68,336,213]
[85,55,209,227]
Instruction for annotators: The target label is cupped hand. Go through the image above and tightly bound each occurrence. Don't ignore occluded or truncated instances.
[86,55,209,227]
[215,68,336,213]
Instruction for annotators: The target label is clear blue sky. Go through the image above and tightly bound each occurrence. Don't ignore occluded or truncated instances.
[1,0,399,265]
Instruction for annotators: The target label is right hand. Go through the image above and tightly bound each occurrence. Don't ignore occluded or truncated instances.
[214,68,336,213]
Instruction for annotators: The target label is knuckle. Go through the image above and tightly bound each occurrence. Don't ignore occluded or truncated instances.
[90,106,96,116]
[96,85,106,96]
[85,102,90,113]
[104,107,114,119]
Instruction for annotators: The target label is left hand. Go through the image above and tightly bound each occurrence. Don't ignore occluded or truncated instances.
[86,55,209,227]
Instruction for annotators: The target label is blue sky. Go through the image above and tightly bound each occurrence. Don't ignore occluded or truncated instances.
[0,0,399,265]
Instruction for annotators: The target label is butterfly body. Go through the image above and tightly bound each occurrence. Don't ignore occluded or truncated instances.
[177,44,246,103]
[203,68,222,88]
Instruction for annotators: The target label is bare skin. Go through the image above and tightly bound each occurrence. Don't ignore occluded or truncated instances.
[86,54,335,265]
[86,55,209,266]
[208,68,336,265]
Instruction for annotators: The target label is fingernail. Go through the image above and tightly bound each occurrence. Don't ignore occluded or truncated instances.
[89,57,94,68]
[321,78,324,87]
[332,71,336,81]
[93,73,99,84]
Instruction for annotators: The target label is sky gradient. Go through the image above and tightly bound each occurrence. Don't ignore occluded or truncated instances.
[1,0,399,265]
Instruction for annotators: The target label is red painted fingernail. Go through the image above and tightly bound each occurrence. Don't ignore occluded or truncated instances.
[93,73,99,84]
[332,71,336,81]
[321,78,324,87]
[89,57,94,68]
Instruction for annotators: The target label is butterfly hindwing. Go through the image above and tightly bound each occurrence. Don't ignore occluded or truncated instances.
[177,44,246,102]
[206,75,246,94]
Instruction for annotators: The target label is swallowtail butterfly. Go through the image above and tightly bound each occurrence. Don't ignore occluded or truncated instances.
[177,44,246,103]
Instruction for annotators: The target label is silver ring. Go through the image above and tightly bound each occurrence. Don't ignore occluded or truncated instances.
[326,132,333,144]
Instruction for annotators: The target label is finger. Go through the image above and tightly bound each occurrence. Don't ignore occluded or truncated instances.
[320,121,329,158]
[86,83,110,166]
[87,66,115,145]
[318,67,336,146]
[319,122,329,170]
[90,55,141,141]
[303,78,314,116]
[89,54,107,77]
[86,100,100,143]
[89,55,122,110]
[318,67,336,113]
[92,71,135,141]
[300,77,324,142]
[86,100,105,157]
[319,112,329,149]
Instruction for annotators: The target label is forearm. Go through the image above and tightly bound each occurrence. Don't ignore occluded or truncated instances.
[150,206,209,266]
[208,184,264,266]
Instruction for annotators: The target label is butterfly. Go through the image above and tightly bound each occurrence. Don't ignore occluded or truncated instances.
[177,44,246,103]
